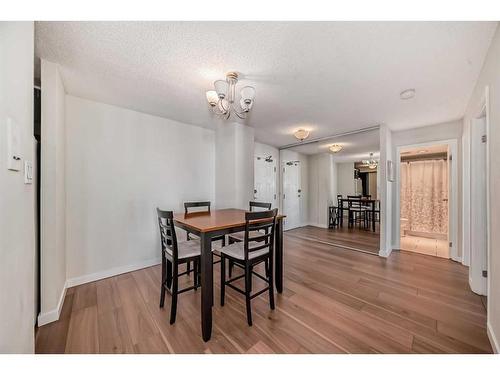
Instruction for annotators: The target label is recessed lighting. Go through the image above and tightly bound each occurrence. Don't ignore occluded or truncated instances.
[400,89,416,100]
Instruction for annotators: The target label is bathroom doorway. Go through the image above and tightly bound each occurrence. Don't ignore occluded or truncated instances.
[398,143,452,258]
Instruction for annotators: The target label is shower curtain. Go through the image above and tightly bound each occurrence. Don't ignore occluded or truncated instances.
[400,159,448,235]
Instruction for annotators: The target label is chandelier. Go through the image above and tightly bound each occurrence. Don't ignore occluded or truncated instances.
[206,72,255,119]
[363,152,378,169]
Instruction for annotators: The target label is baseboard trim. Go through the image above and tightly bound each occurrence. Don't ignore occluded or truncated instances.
[66,257,162,288]
[37,280,68,327]
[306,222,329,229]
[487,321,499,353]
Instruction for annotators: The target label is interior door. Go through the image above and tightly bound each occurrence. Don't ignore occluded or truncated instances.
[254,156,276,207]
[470,117,487,295]
[283,161,301,230]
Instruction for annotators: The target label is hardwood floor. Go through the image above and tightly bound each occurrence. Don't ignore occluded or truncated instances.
[287,225,380,254]
[35,233,491,354]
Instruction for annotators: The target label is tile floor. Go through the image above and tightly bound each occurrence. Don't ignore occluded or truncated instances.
[400,235,449,258]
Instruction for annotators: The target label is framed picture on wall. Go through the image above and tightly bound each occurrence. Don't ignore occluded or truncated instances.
[387,160,395,182]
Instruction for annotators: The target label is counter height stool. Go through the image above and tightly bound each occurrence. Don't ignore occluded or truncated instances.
[184,201,226,274]
[157,208,201,325]
[227,201,272,277]
[217,209,278,326]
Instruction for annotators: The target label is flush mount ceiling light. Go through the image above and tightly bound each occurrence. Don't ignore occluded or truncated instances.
[329,144,343,153]
[206,71,255,119]
[294,129,310,141]
[400,88,416,100]
[362,152,378,169]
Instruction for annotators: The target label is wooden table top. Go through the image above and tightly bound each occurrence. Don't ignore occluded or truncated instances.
[173,208,284,233]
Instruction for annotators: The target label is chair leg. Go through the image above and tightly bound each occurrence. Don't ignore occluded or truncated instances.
[193,259,198,291]
[170,263,178,325]
[229,260,234,278]
[160,254,166,308]
[187,261,191,276]
[166,259,172,289]
[268,256,275,310]
[244,264,253,326]
[220,255,226,306]
[265,259,269,278]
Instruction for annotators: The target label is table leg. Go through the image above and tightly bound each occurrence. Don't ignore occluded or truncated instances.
[372,202,376,232]
[275,218,284,293]
[200,232,213,342]
[340,207,344,227]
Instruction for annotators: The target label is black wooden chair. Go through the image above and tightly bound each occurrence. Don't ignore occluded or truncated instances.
[157,208,201,325]
[183,201,225,274]
[218,209,278,326]
[347,196,368,229]
[227,201,272,277]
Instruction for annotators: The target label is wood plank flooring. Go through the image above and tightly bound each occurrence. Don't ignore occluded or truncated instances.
[35,232,491,354]
[287,225,380,254]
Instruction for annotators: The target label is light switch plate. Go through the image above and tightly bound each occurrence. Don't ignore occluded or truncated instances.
[24,160,33,184]
[6,117,22,171]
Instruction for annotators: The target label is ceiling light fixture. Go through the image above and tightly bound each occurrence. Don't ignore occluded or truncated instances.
[400,88,416,100]
[294,129,310,142]
[362,152,378,170]
[329,144,343,153]
[206,71,255,119]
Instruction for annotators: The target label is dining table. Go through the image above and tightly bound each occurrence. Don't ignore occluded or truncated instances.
[173,208,285,342]
[338,198,379,232]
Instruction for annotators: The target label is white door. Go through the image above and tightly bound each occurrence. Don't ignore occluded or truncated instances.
[283,161,301,230]
[254,156,276,207]
[470,117,487,295]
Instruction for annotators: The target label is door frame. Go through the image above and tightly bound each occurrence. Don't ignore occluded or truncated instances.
[394,139,459,261]
[466,86,490,297]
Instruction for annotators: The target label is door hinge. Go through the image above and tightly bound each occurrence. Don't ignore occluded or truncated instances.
[274,194,276,199]
[449,155,452,161]
[482,134,487,143]
[274,166,276,172]
[482,270,488,278]
[283,194,285,199]
[449,242,452,247]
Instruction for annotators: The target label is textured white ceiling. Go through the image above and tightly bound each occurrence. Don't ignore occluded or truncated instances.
[35,21,497,147]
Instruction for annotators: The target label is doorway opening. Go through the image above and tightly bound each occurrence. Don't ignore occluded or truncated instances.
[399,143,450,258]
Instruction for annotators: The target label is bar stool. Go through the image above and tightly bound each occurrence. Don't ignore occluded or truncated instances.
[157,208,201,325]
[217,209,278,326]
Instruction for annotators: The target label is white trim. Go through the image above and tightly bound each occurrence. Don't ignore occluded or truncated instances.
[378,247,392,258]
[66,257,161,288]
[487,322,499,354]
[37,280,68,326]
[394,139,459,261]
[306,222,329,229]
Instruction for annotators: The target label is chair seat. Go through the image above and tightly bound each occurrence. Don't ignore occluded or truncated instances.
[166,239,201,259]
[228,230,263,242]
[216,241,268,260]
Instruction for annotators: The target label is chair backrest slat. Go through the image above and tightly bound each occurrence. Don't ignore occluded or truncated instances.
[184,201,211,214]
[157,208,179,260]
[244,208,278,261]
[249,201,272,211]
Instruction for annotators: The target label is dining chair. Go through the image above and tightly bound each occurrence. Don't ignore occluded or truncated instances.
[218,209,278,326]
[183,201,225,274]
[157,208,201,324]
[227,201,272,277]
[347,196,368,228]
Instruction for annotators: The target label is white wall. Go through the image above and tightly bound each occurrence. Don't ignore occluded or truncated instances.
[0,22,36,353]
[336,162,356,197]
[463,24,500,353]
[215,122,254,209]
[65,95,215,282]
[308,153,336,227]
[391,120,463,254]
[39,60,67,324]
[280,149,309,226]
